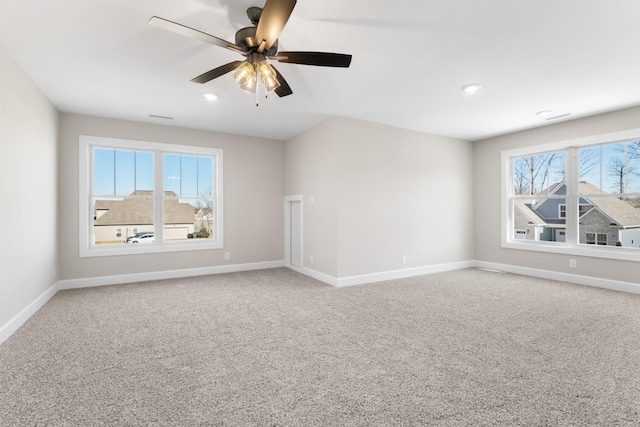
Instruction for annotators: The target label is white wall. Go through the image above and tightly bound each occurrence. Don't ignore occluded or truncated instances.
[285,119,339,277]
[474,106,640,283]
[0,45,59,329]
[286,117,475,280]
[334,117,474,277]
[58,113,285,281]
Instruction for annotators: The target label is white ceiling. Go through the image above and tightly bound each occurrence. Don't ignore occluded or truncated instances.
[1,0,640,141]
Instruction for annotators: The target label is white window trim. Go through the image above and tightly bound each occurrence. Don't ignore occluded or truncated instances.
[79,135,224,258]
[501,128,640,262]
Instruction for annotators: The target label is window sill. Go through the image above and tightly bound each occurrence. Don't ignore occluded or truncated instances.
[79,240,223,258]
[502,240,640,262]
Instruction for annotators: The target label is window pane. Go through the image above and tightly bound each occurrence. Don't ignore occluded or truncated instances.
[512,198,565,243]
[579,146,601,190]
[163,198,214,241]
[512,151,565,196]
[95,149,154,196]
[93,197,154,246]
[94,149,115,195]
[627,141,640,193]
[195,199,214,240]
[198,157,214,196]
[136,151,154,194]
[603,143,626,194]
[115,150,135,195]
[180,155,198,197]
[164,198,196,241]
[164,154,181,195]
[510,151,567,244]
[578,194,640,247]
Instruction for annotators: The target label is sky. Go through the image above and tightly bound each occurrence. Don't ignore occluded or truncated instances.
[93,149,214,199]
[579,142,640,194]
[514,141,640,195]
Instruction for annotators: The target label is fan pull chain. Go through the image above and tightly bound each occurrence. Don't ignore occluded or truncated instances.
[256,83,259,107]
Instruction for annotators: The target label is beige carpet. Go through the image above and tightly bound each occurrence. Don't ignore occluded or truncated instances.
[1,267,640,426]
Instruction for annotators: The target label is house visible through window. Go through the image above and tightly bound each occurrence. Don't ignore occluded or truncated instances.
[509,150,567,243]
[79,135,223,257]
[502,134,640,261]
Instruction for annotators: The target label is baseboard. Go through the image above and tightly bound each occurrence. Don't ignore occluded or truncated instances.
[0,282,59,346]
[335,261,476,287]
[474,261,640,295]
[291,261,475,288]
[289,265,339,286]
[57,260,286,290]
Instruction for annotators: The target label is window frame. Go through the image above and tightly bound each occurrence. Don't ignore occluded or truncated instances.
[501,128,640,262]
[79,135,224,258]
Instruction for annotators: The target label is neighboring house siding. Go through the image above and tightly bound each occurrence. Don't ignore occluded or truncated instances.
[579,209,617,245]
[535,198,564,219]
[94,225,153,244]
[513,206,536,240]
[93,193,196,244]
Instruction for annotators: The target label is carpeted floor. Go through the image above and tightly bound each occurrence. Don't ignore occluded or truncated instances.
[1,267,640,426]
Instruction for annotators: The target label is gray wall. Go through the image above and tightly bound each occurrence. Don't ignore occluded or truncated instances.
[0,45,59,328]
[58,113,285,280]
[286,116,474,279]
[474,106,640,283]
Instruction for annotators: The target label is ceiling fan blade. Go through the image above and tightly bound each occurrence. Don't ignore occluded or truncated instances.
[271,66,293,97]
[271,51,352,67]
[191,61,244,84]
[254,0,297,52]
[149,16,244,54]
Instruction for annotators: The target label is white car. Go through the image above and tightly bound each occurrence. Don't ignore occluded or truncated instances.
[126,233,154,244]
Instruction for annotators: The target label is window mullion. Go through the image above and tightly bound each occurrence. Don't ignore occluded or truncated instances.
[565,147,578,245]
[154,150,164,244]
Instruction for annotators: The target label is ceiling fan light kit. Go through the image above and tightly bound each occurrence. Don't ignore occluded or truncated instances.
[149,0,352,104]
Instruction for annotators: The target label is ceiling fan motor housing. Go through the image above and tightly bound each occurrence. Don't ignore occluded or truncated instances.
[235,26,278,55]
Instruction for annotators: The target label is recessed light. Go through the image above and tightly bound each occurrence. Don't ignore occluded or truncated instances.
[203,93,218,102]
[536,110,553,118]
[461,83,482,94]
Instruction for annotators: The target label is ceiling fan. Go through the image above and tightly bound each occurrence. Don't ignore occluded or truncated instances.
[149,0,352,102]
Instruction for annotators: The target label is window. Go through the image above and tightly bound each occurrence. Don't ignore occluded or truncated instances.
[585,233,607,245]
[559,204,590,219]
[509,150,567,243]
[502,129,640,261]
[79,135,223,257]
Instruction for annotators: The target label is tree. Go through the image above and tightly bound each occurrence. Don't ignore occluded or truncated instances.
[628,141,640,160]
[578,149,598,180]
[608,157,636,195]
[513,153,562,195]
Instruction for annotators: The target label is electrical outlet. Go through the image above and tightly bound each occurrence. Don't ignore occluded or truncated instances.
[225,252,230,260]
[402,255,407,265]
[569,259,577,269]
[310,254,314,263]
